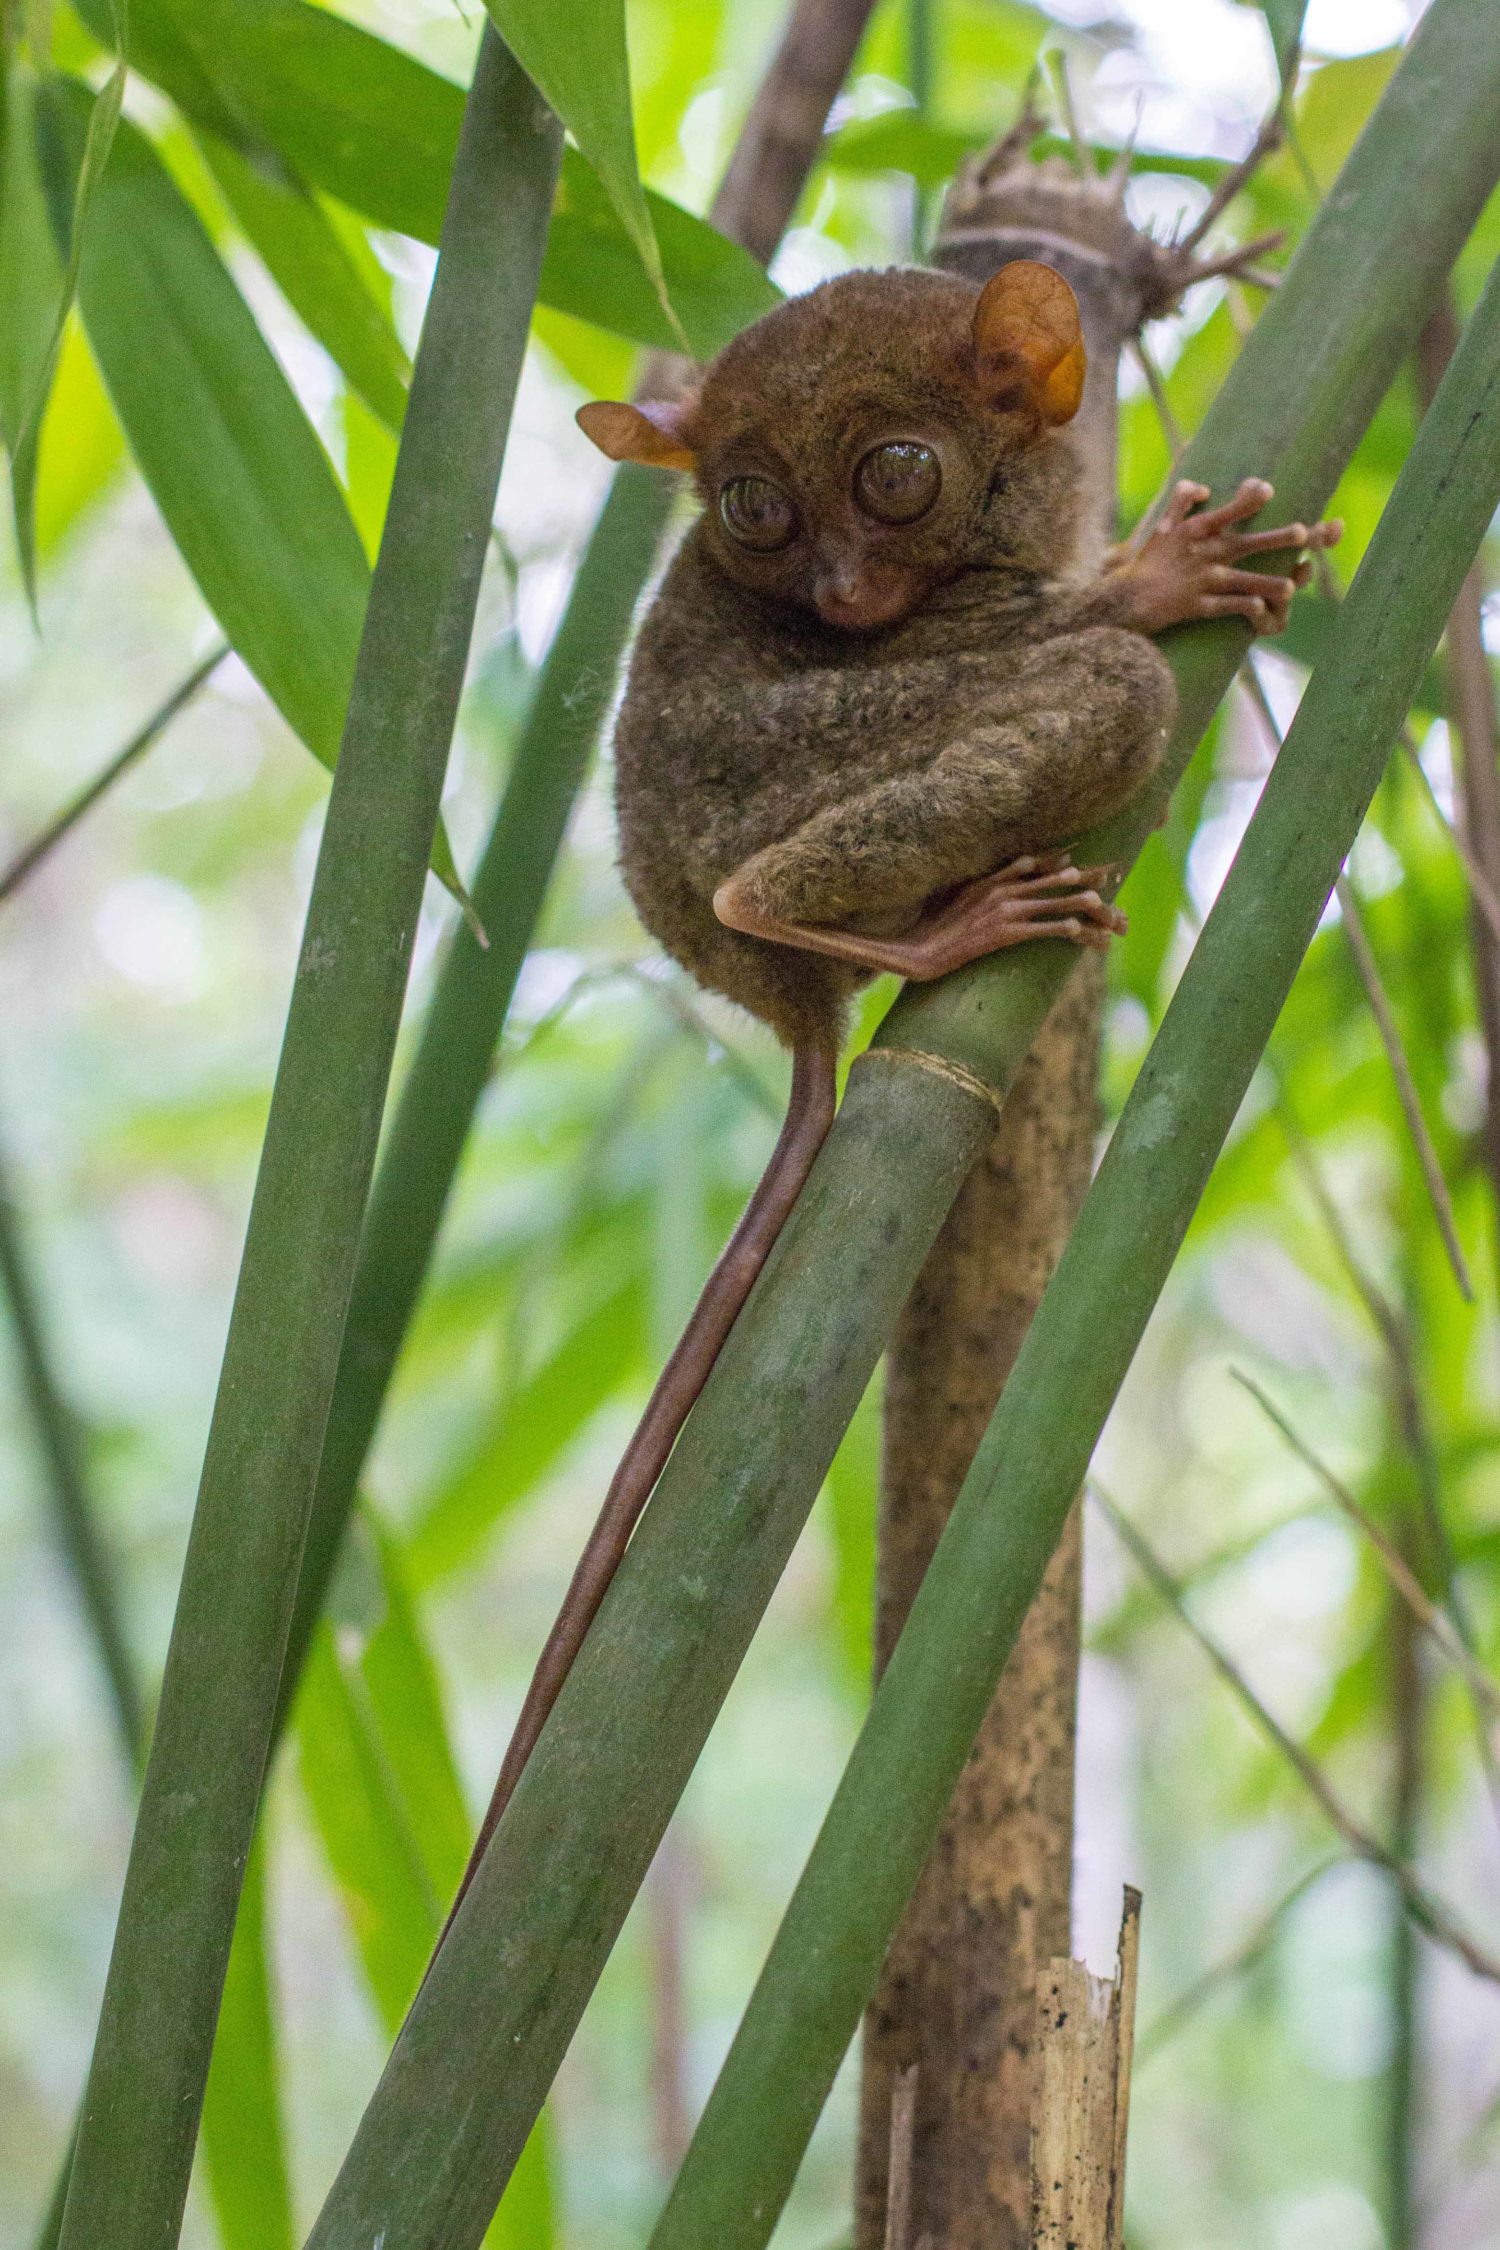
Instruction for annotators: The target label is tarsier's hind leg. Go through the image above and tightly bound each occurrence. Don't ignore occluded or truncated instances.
[434,1036,839,1947]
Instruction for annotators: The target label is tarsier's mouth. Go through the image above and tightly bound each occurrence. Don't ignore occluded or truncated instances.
[812,574,924,633]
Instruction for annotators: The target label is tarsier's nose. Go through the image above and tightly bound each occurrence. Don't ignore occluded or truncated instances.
[812,559,919,633]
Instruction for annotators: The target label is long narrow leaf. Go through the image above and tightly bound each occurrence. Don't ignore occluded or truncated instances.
[482,0,675,336]
[297,14,1500,2241]
[72,0,772,357]
[195,132,410,433]
[298,1512,555,2245]
[0,63,62,562]
[34,82,471,905]
[53,35,562,2250]
[10,52,122,598]
[35,81,369,766]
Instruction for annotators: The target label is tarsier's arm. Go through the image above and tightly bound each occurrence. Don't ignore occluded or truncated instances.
[717,624,1171,973]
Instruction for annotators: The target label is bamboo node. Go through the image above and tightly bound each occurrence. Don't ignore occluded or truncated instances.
[855,1045,1006,1118]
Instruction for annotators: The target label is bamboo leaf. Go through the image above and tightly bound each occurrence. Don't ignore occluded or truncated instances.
[407,1274,647,1588]
[72,0,771,356]
[200,1828,295,2250]
[35,77,474,910]
[299,1624,440,2026]
[295,14,1500,2242]
[10,50,122,599]
[544,153,779,360]
[35,79,369,764]
[0,63,62,519]
[481,0,677,341]
[195,130,410,433]
[1255,0,1307,81]
[52,36,562,2250]
[298,1514,558,2248]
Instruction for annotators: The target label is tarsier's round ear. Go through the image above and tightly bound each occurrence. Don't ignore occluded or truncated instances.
[971,260,1086,427]
[576,398,698,470]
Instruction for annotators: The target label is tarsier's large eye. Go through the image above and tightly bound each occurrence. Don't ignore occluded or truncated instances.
[719,475,798,552]
[854,440,941,524]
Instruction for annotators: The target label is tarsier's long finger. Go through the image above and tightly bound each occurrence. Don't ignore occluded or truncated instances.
[1209,567,1297,604]
[1194,591,1274,623]
[1184,476,1273,538]
[1224,515,1343,558]
[1160,479,1211,531]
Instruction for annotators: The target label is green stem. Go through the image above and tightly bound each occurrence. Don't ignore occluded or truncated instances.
[0,646,227,908]
[55,34,561,2250]
[649,210,1500,2250]
[276,465,671,1723]
[298,10,1500,2244]
[0,1125,145,1767]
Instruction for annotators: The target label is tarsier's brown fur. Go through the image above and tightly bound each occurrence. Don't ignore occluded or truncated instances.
[442,262,1337,1922]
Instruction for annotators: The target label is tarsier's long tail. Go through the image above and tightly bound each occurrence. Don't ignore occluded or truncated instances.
[433,1036,839,1950]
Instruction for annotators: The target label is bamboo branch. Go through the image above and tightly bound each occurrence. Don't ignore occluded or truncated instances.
[1232,1370,1500,1721]
[0,645,227,908]
[1136,1857,1343,2063]
[1093,1489,1500,1983]
[1239,656,1473,1301]
[0,1126,145,1767]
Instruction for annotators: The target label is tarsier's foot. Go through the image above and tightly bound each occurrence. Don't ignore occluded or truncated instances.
[903,851,1126,976]
[1109,477,1342,637]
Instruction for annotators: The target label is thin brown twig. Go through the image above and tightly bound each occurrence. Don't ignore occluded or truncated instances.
[1091,1485,1500,1987]
[1130,336,1184,461]
[1045,50,1095,184]
[0,645,227,907]
[1398,727,1500,955]
[1136,1856,1344,2063]
[1176,112,1284,255]
[1231,1369,1500,1725]
[1334,872,1474,1299]
[1240,658,1472,1301]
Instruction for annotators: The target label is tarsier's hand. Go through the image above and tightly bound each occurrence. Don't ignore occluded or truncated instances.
[1107,477,1342,637]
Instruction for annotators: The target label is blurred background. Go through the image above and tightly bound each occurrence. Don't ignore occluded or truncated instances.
[3,0,1499,2244]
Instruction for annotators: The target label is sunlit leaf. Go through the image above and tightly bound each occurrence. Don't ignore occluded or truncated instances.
[195,130,409,433]
[408,1272,647,1587]
[0,65,61,458]
[9,49,122,596]
[36,75,369,762]
[482,0,677,341]
[72,0,766,358]
[545,152,779,360]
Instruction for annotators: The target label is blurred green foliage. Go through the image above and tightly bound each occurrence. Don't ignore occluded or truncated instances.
[1,1,1498,2246]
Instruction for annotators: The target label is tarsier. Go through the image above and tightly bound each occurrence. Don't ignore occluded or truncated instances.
[449,259,1339,1914]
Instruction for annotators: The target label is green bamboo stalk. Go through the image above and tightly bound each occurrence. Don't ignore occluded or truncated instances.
[300,10,1500,2245]
[276,0,881,1726]
[277,464,671,1716]
[55,33,561,2250]
[0,1125,145,1767]
[649,225,1500,2250]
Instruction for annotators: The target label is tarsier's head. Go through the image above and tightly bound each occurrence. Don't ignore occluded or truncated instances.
[577,260,1086,634]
